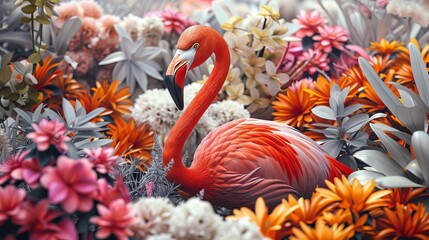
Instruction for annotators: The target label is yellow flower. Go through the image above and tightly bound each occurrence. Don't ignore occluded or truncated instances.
[369,39,407,55]
[290,219,355,240]
[221,16,243,33]
[258,5,280,23]
[227,197,299,239]
[315,176,392,213]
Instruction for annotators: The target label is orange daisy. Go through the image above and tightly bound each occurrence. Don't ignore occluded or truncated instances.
[107,118,154,167]
[227,197,299,239]
[369,39,407,55]
[383,188,429,209]
[272,79,317,129]
[375,203,429,239]
[78,80,133,122]
[290,218,354,240]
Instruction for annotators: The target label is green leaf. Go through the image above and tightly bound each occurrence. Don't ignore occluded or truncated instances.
[49,0,60,3]
[34,0,43,7]
[43,5,53,17]
[28,87,39,100]
[1,53,12,67]
[9,92,20,101]
[36,15,50,24]
[40,44,49,50]
[28,52,41,64]
[15,81,27,90]
[20,16,31,23]
[0,68,12,84]
[21,4,37,14]
[0,87,12,97]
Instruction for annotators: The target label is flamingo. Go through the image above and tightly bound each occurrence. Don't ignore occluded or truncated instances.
[163,25,353,209]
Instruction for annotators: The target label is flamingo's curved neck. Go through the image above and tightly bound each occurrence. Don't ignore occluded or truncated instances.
[163,36,230,194]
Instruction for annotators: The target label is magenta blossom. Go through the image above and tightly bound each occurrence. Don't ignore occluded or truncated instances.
[90,199,136,240]
[313,25,349,53]
[148,8,195,34]
[84,147,118,174]
[293,10,327,38]
[27,118,70,152]
[0,151,28,184]
[0,185,26,225]
[40,156,98,213]
[18,200,77,240]
[298,48,330,75]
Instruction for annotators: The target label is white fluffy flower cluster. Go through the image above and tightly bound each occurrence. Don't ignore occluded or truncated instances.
[121,14,164,45]
[386,0,429,27]
[131,82,250,158]
[130,197,265,240]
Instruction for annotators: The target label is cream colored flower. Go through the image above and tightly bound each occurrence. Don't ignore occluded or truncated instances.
[252,27,277,51]
[247,88,270,113]
[226,83,253,106]
[255,60,290,96]
[221,16,244,33]
[121,14,142,41]
[224,32,252,65]
[244,66,261,89]
[258,5,280,24]
[208,100,250,126]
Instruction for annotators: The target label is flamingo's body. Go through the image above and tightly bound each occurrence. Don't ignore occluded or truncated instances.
[163,25,353,209]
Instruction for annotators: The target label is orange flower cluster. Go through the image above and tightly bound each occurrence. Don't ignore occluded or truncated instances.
[228,176,429,240]
[272,39,429,141]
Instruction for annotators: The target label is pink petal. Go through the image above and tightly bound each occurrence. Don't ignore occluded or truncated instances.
[77,196,93,212]
[62,190,79,213]
[73,179,98,194]
[10,168,23,180]
[58,218,78,240]
[49,182,68,204]
[96,228,112,239]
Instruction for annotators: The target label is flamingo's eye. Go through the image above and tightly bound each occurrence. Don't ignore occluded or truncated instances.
[192,43,200,49]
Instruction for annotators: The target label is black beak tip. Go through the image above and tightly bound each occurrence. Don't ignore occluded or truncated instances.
[165,75,184,111]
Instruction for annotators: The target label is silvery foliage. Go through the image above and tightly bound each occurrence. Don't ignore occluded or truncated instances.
[99,25,167,92]
[14,98,111,157]
[116,136,180,204]
[311,83,385,169]
[351,43,429,189]
[314,0,429,47]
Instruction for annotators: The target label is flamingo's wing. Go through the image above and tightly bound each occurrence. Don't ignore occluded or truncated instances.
[205,167,299,209]
[194,118,341,197]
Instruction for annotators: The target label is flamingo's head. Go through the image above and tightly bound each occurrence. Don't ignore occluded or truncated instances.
[165,25,217,110]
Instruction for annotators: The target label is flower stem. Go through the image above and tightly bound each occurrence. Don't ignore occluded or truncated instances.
[257,18,267,58]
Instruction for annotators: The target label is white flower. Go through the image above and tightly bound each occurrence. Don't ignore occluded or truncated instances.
[386,0,429,27]
[131,197,174,238]
[169,198,222,240]
[215,218,266,240]
[208,100,250,126]
[255,60,289,96]
[246,88,270,113]
[223,32,252,65]
[121,14,142,41]
[147,233,176,240]
[225,83,253,106]
[139,16,165,47]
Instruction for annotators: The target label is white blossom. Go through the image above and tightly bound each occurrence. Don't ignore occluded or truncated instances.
[208,100,250,126]
[215,218,266,240]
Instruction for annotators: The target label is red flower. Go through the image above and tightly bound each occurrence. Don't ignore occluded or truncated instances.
[0,185,26,225]
[313,25,349,53]
[90,199,136,240]
[84,147,118,174]
[27,119,70,152]
[0,151,28,184]
[40,156,98,213]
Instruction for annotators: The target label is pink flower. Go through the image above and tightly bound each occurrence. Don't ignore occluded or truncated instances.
[79,0,103,19]
[293,10,327,38]
[90,199,136,240]
[313,25,349,53]
[298,49,330,75]
[0,185,26,225]
[81,17,99,45]
[22,158,43,188]
[377,0,389,7]
[289,78,314,92]
[148,8,195,34]
[27,118,70,152]
[52,2,84,29]
[0,151,28,184]
[40,156,98,213]
[145,181,155,197]
[92,38,118,62]
[84,147,118,174]
[95,176,131,206]
[18,200,77,240]
[99,15,120,40]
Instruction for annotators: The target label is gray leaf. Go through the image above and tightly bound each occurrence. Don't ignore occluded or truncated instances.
[375,176,425,189]
[348,170,385,185]
[322,139,343,158]
[353,149,403,176]
[409,43,429,109]
[349,131,368,147]
[411,131,429,185]
[99,51,126,65]
[55,17,82,55]
[311,106,337,120]
[14,108,32,124]
[342,113,369,133]
[62,98,76,126]
[405,160,425,181]
[339,104,363,117]
[359,57,401,116]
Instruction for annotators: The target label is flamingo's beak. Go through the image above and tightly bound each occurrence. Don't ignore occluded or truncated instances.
[165,48,196,110]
